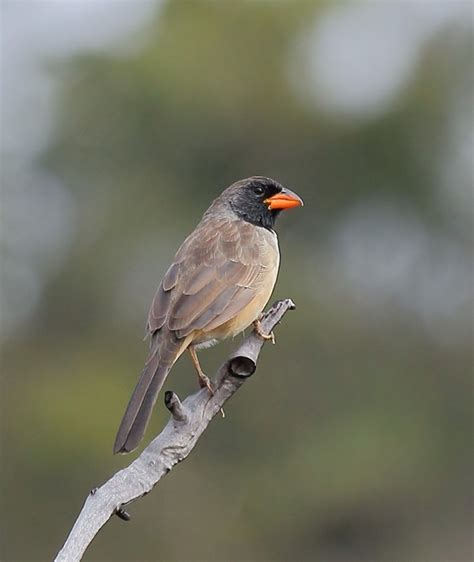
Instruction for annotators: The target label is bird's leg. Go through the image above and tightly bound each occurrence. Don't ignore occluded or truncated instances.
[188,346,225,418]
[188,346,213,394]
[253,317,276,344]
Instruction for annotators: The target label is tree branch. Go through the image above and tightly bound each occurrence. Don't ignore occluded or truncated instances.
[54,299,296,562]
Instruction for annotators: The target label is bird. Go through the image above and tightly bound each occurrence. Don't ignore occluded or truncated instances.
[114,176,303,454]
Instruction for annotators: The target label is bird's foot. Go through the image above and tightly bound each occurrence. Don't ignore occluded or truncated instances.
[198,372,214,394]
[189,347,224,417]
[197,372,225,417]
[253,319,276,344]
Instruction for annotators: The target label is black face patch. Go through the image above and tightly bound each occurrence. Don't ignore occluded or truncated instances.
[247,178,282,200]
[229,177,284,230]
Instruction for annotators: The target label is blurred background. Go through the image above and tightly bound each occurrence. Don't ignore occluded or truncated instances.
[1,1,473,561]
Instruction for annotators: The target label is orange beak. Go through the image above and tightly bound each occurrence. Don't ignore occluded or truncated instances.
[264,188,304,211]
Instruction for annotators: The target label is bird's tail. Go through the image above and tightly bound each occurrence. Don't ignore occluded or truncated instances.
[113,334,184,454]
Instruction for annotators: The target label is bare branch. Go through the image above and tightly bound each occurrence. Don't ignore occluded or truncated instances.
[54,299,296,562]
[164,390,188,423]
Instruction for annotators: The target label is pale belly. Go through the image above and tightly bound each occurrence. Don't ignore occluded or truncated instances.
[218,281,277,337]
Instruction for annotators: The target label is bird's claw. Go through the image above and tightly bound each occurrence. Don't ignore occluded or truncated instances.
[253,319,276,344]
[198,372,225,418]
[198,372,214,394]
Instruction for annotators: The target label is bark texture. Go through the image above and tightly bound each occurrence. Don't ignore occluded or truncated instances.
[55,298,295,562]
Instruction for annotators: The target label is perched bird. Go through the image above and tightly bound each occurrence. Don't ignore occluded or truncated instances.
[114,176,303,454]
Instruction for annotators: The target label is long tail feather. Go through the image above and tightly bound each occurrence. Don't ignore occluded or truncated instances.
[113,335,182,454]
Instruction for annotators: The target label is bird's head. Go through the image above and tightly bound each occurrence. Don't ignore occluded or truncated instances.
[219,176,303,230]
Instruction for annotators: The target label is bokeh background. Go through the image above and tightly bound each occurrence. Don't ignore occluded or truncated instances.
[1,1,473,561]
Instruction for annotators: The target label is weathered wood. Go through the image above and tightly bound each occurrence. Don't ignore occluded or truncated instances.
[55,299,295,562]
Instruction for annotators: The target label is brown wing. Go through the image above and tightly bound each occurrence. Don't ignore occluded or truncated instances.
[147,218,278,340]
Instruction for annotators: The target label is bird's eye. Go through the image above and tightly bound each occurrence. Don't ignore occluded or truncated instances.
[253,185,264,196]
